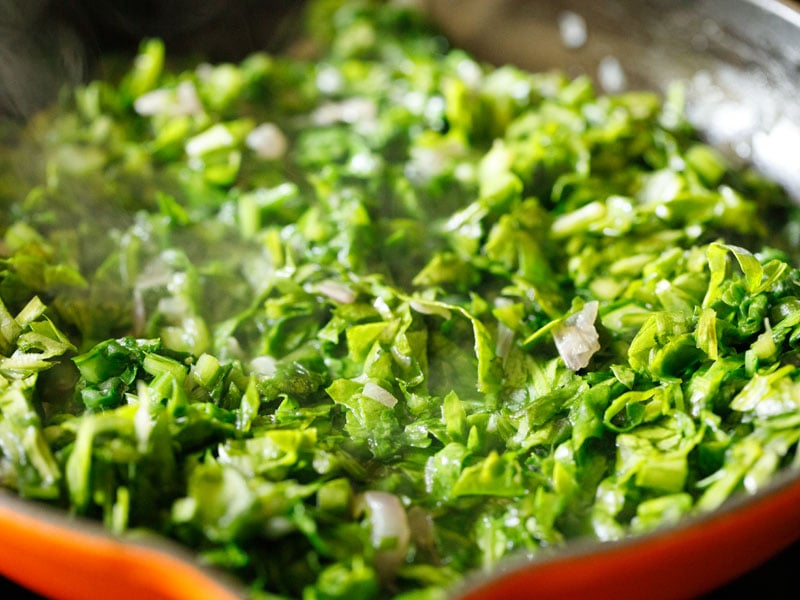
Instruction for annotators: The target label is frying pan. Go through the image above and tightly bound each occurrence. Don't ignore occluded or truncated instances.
[1,0,800,598]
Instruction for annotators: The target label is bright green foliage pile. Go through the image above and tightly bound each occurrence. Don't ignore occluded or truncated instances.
[1,2,800,599]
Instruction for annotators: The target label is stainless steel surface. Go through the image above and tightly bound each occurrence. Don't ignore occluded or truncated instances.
[426,0,800,200]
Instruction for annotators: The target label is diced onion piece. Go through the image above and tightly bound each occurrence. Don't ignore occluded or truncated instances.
[316,65,344,94]
[246,123,288,160]
[315,279,356,304]
[358,491,410,578]
[558,11,587,49]
[194,62,214,81]
[362,381,398,408]
[174,81,203,115]
[134,89,172,116]
[134,81,202,117]
[553,300,601,371]
[249,355,277,377]
[348,152,380,176]
[598,55,626,93]
[311,97,377,125]
[455,57,483,89]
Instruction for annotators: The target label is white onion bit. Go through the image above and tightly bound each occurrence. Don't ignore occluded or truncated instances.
[362,381,399,408]
[246,122,289,160]
[598,55,627,93]
[175,81,203,114]
[315,279,357,304]
[359,491,410,578]
[553,300,601,371]
[249,355,278,377]
[133,89,172,116]
[558,11,588,49]
[316,65,344,94]
[134,81,203,117]
[311,97,377,125]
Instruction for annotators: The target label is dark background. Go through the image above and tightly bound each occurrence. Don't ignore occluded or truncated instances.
[0,0,301,119]
[1,0,800,598]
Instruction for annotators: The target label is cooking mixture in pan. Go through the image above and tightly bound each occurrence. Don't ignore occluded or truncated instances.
[2,1,800,598]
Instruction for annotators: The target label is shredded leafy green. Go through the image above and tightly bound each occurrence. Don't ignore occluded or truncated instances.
[2,1,800,598]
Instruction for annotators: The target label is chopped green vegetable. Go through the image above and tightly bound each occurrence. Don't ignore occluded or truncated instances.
[1,1,800,598]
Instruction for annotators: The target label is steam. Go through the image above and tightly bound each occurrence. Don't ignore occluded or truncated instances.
[0,0,88,119]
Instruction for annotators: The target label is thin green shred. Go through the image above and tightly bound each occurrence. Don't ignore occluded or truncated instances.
[2,1,800,598]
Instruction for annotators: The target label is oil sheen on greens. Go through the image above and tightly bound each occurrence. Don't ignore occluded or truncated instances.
[2,2,800,599]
